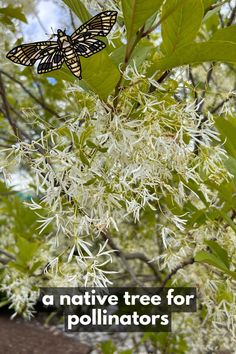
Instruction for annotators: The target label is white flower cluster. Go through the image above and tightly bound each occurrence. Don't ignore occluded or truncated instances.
[0,75,230,289]
[1,272,38,319]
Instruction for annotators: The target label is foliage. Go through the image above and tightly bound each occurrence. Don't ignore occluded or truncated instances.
[0,0,236,352]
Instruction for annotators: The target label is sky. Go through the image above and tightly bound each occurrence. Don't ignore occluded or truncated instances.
[21,0,72,41]
[9,0,69,191]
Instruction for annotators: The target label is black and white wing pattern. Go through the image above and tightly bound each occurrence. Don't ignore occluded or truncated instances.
[73,38,106,58]
[6,41,58,67]
[6,11,118,78]
[37,50,65,74]
[71,11,117,58]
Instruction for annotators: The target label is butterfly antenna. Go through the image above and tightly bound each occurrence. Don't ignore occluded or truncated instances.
[45,27,57,39]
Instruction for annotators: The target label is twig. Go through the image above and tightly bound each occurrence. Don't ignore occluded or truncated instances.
[141,0,190,38]
[0,69,60,119]
[69,9,77,31]
[101,230,144,286]
[202,63,214,101]
[210,94,233,114]
[113,3,181,106]
[0,257,10,265]
[149,71,171,93]
[124,252,161,281]
[160,258,194,288]
[113,30,143,108]
[33,11,48,33]
[0,249,15,260]
[189,66,198,103]
[219,11,224,28]
[204,0,228,13]
[227,4,236,26]
[30,69,46,105]
[8,102,32,125]
[0,73,20,137]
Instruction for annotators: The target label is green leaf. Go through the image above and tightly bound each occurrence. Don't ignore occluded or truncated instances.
[195,247,236,280]
[203,0,218,11]
[194,250,229,272]
[79,150,90,166]
[215,116,236,158]
[83,177,97,186]
[152,41,236,71]
[62,0,91,22]
[0,15,13,26]
[79,126,93,146]
[86,140,97,149]
[203,11,219,34]
[110,40,152,68]
[86,140,108,153]
[161,0,204,55]
[0,299,10,308]
[15,237,38,267]
[219,210,236,234]
[30,261,43,273]
[4,197,40,239]
[100,340,116,354]
[210,25,236,43]
[224,156,236,185]
[80,51,120,100]
[144,10,159,33]
[203,6,222,23]
[47,57,119,100]
[45,67,75,83]
[205,240,230,269]
[215,284,234,303]
[122,0,164,44]
[0,6,27,23]
[211,179,236,210]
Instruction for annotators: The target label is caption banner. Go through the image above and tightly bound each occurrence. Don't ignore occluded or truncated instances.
[40,287,196,332]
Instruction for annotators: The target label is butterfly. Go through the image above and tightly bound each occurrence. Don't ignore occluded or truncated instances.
[6,11,117,80]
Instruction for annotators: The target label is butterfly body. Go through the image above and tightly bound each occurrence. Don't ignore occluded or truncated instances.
[6,11,117,79]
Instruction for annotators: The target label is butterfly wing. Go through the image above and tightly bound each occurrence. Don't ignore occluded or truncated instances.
[6,41,58,66]
[74,38,106,58]
[37,50,65,74]
[7,11,118,78]
[71,11,117,41]
[70,11,117,59]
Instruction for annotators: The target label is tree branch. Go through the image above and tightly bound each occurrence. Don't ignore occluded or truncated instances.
[0,72,21,138]
[160,258,194,288]
[0,69,61,119]
[0,249,15,261]
[189,66,199,103]
[69,10,77,31]
[124,252,161,281]
[227,4,236,26]
[113,30,143,108]
[101,230,144,286]
[210,94,233,114]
